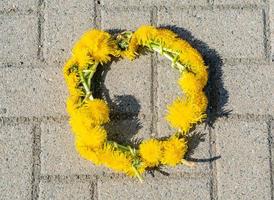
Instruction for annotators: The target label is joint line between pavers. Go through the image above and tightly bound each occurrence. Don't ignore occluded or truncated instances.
[267,118,274,200]
[0,9,35,15]
[91,177,98,200]
[1,113,273,126]
[157,4,264,12]
[31,123,42,200]
[212,113,273,122]
[94,0,101,29]
[262,5,272,63]
[101,4,264,12]
[222,58,270,65]
[150,7,159,137]
[0,116,69,125]
[37,0,45,62]
[40,174,95,183]
[208,127,218,200]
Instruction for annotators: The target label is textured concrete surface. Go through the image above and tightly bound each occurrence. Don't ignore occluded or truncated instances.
[0,123,33,200]
[0,14,38,66]
[214,118,272,200]
[39,180,92,200]
[0,0,37,12]
[219,64,274,115]
[0,0,273,199]
[0,67,67,117]
[98,177,211,200]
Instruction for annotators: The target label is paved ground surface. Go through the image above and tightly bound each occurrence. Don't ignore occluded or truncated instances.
[0,0,274,199]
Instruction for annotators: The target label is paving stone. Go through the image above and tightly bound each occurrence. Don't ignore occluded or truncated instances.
[102,55,152,115]
[213,0,263,5]
[0,0,37,11]
[214,118,272,200]
[155,58,210,174]
[98,177,211,200]
[101,7,151,31]
[100,0,207,8]
[41,120,108,175]
[0,123,33,200]
[0,14,38,65]
[158,8,265,59]
[43,0,95,66]
[219,64,274,115]
[39,180,91,200]
[0,67,67,117]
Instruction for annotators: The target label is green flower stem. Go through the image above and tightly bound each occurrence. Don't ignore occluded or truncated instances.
[108,141,130,152]
[132,165,144,183]
[108,141,143,182]
[87,62,99,88]
[79,70,92,98]
[149,43,186,72]
[79,62,99,101]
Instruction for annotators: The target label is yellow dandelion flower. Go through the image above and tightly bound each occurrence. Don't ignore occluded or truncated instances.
[161,136,187,166]
[166,97,206,133]
[179,48,204,70]
[65,72,80,95]
[66,95,80,116]
[69,99,109,128]
[63,57,77,80]
[189,91,208,114]
[75,139,102,165]
[72,44,93,69]
[121,35,139,60]
[153,29,178,48]
[139,139,162,167]
[158,29,178,39]
[134,25,158,45]
[73,29,119,65]
[191,64,208,87]
[78,99,110,125]
[75,126,107,149]
[100,144,133,174]
[178,72,203,95]
[126,162,147,177]
[171,39,192,53]
[69,115,85,134]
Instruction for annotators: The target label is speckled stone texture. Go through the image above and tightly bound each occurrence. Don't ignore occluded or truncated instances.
[0,0,273,199]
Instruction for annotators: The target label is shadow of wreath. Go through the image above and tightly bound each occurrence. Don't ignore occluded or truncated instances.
[90,26,228,174]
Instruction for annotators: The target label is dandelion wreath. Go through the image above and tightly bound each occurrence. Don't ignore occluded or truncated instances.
[63,25,208,181]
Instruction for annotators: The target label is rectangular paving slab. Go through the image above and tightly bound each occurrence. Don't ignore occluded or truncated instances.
[98,177,211,200]
[0,123,33,200]
[0,67,67,117]
[213,117,272,200]
[0,14,38,66]
[218,64,274,115]
[39,179,92,200]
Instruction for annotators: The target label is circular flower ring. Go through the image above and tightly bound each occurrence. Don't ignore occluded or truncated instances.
[63,25,208,181]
